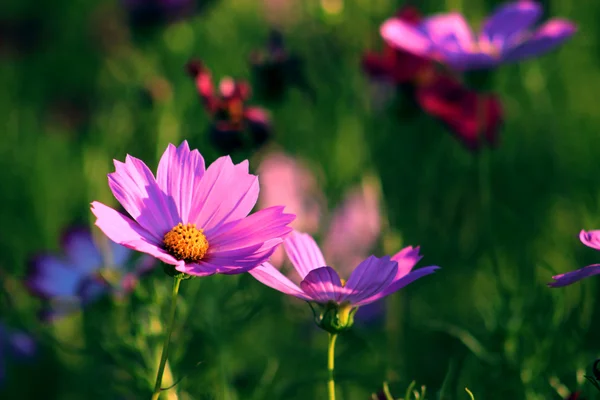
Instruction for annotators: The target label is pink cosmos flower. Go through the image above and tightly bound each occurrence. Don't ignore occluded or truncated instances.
[548,230,600,287]
[91,141,295,277]
[380,1,576,71]
[250,231,439,328]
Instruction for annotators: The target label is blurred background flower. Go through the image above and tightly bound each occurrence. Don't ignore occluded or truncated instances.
[187,60,273,154]
[26,227,154,320]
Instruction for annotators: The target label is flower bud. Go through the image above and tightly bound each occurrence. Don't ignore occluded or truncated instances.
[309,301,358,333]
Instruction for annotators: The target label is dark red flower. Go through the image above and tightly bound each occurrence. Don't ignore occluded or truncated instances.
[363,6,504,152]
[416,74,503,151]
[249,29,313,102]
[186,60,272,154]
[361,6,433,86]
[566,391,583,400]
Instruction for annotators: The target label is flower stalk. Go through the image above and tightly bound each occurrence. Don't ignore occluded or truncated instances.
[327,333,338,400]
[151,275,182,400]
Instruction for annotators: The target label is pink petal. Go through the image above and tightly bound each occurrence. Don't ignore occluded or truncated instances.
[422,13,476,53]
[504,18,576,62]
[580,230,600,251]
[180,206,294,276]
[244,107,271,126]
[190,156,259,232]
[342,255,398,306]
[391,246,423,279]
[548,264,600,288]
[91,201,182,268]
[380,18,433,57]
[108,154,178,239]
[300,266,345,303]
[206,206,294,251]
[249,262,311,300]
[283,231,327,279]
[155,141,206,224]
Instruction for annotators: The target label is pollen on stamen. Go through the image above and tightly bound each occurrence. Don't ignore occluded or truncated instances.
[163,222,209,263]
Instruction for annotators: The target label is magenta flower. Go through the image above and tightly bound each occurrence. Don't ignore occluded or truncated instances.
[26,227,153,320]
[250,231,439,332]
[91,141,294,278]
[380,1,576,71]
[548,230,600,287]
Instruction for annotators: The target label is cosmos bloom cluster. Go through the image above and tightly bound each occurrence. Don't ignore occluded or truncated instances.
[380,1,576,71]
[363,6,503,151]
[26,141,437,336]
[364,1,575,151]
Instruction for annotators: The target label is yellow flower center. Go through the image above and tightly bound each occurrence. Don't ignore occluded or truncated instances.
[163,223,209,263]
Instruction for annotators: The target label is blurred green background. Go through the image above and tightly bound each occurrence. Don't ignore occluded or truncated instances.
[1,0,599,398]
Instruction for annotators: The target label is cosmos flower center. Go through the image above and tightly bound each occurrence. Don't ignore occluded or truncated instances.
[163,223,209,263]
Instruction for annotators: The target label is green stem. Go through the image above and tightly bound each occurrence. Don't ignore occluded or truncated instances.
[151,276,182,400]
[327,333,338,400]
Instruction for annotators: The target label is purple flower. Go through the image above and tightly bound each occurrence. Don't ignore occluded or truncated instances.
[380,1,576,71]
[91,141,295,278]
[548,230,600,287]
[250,231,439,332]
[0,323,35,385]
[27,227,154,320]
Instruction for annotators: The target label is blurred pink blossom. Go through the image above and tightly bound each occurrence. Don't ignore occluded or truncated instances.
[323,177,382,276]
[257,152,325,266]
[258,153,382,273]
